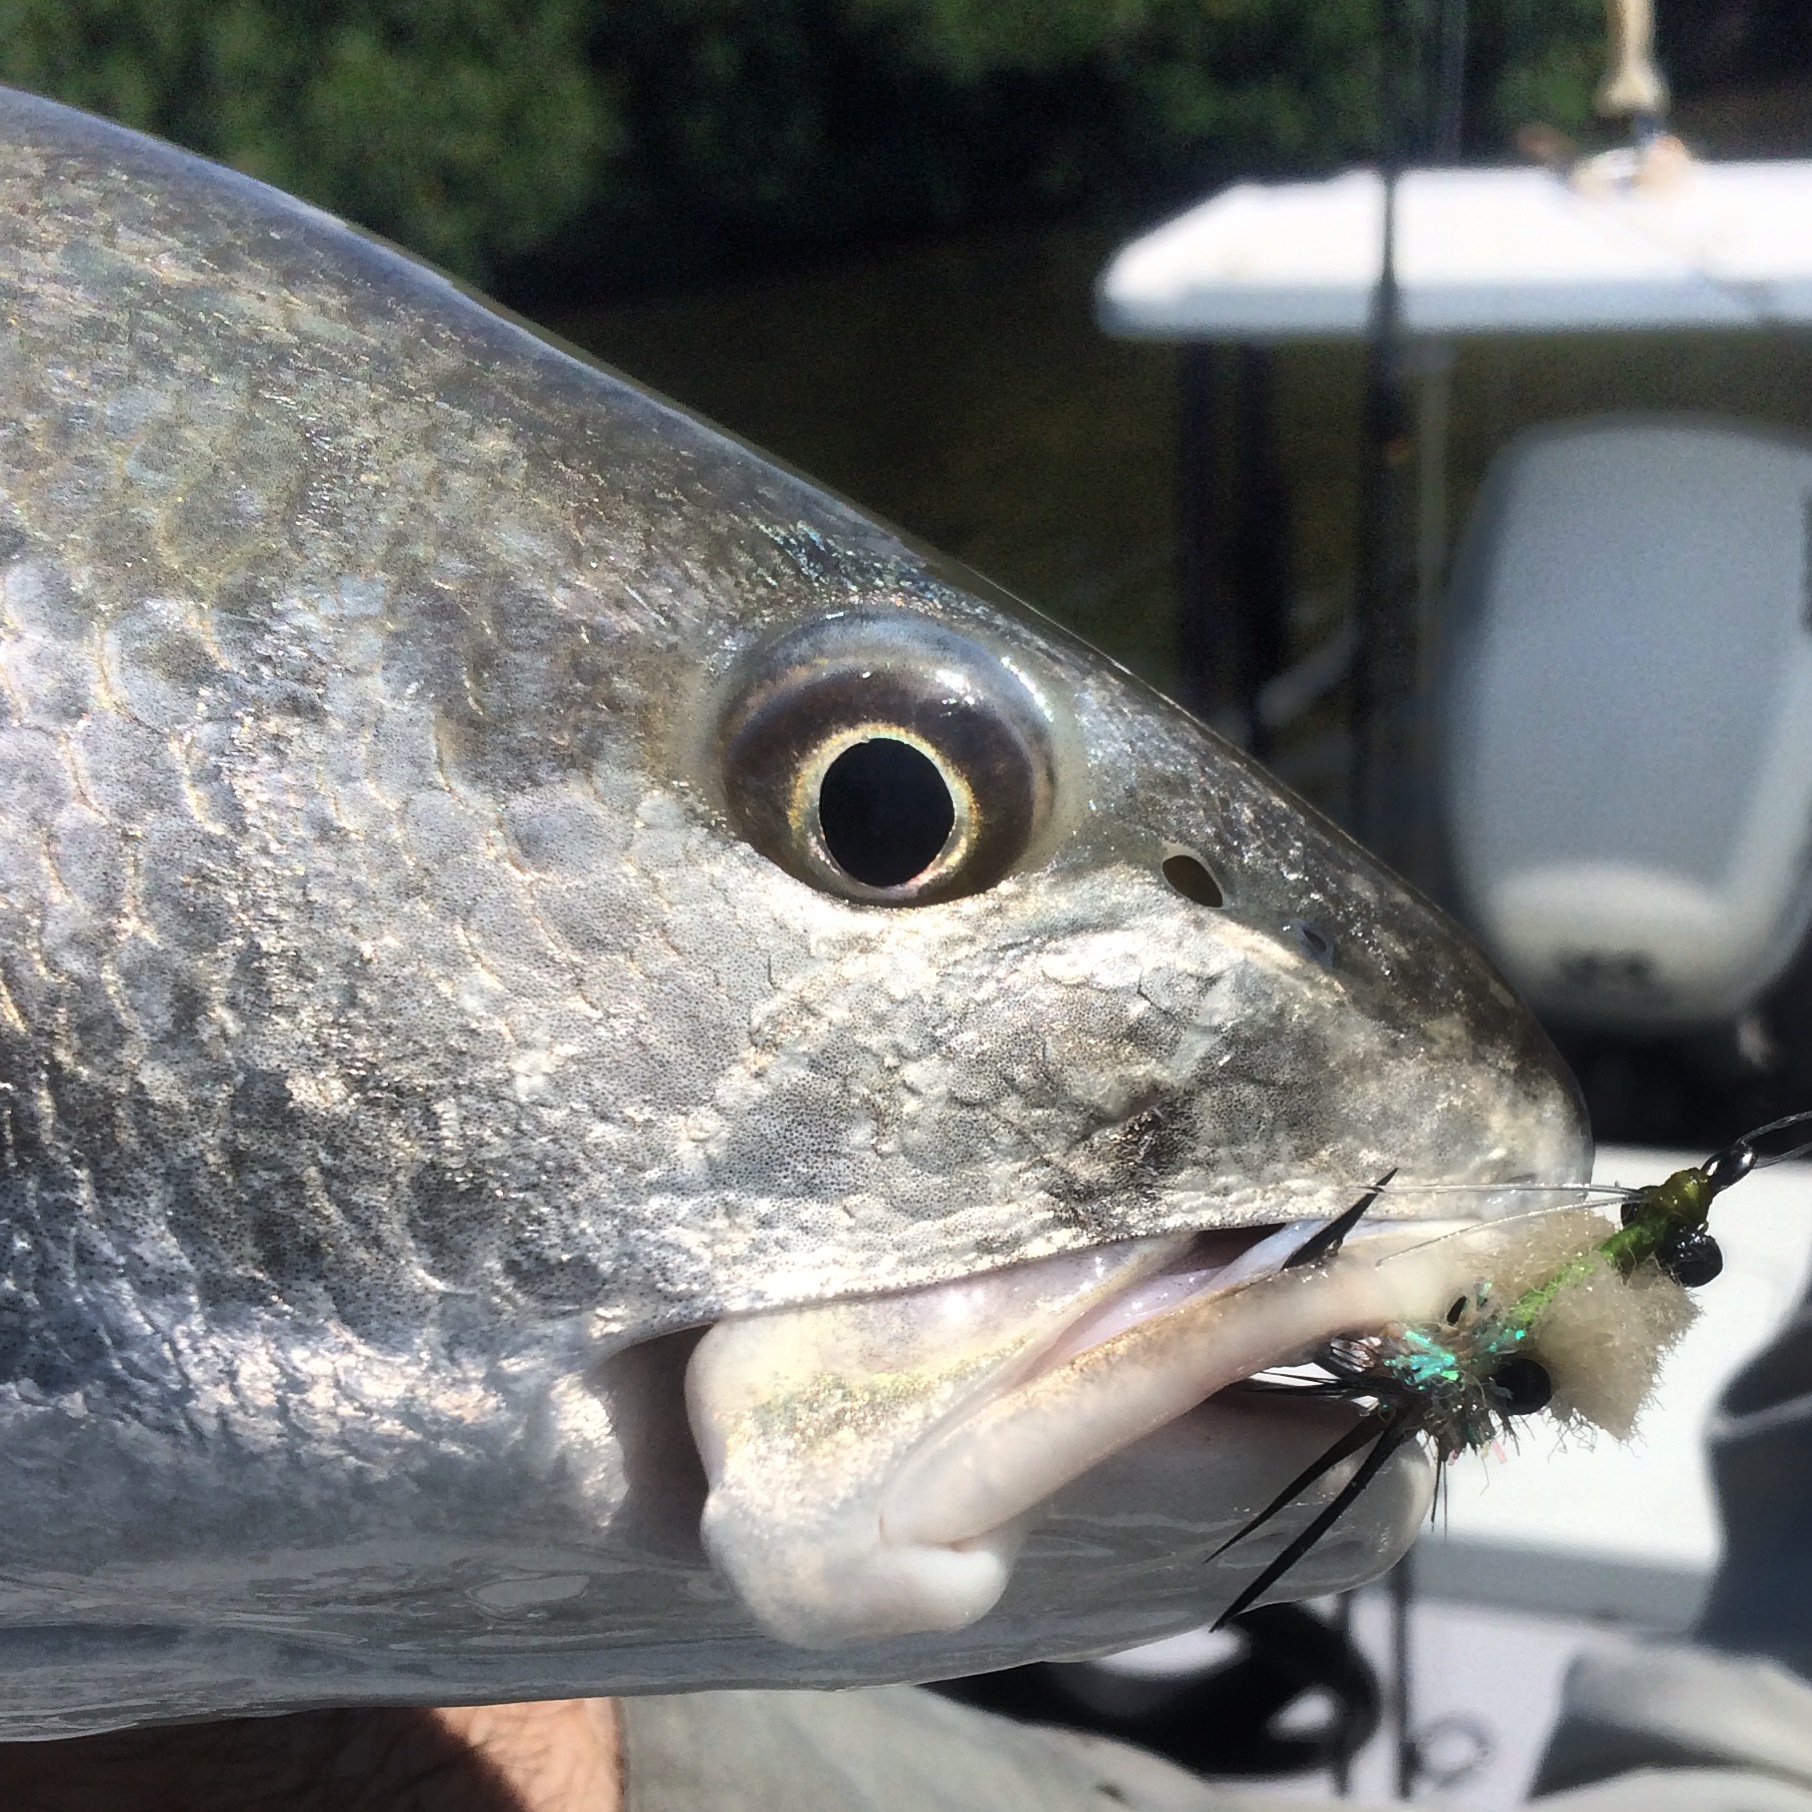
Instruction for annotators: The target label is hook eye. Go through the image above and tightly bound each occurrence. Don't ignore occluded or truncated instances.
[1702,1142,1757,1195]
[1726,1108,1812,1178]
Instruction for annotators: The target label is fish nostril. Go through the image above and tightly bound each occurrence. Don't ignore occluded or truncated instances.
[819,738,957,888]
[1162,851,1223,908]
[1287,921,1336,968]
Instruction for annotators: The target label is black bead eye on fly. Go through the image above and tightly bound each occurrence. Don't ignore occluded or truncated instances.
[1658,1226,1723,1288]
[717,615,1056,905]
[1489,1355,1552,1416]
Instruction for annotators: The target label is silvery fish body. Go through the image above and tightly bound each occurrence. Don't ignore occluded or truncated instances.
[0,89,1587,1734]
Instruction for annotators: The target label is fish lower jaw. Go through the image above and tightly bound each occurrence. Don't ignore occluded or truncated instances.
[698,1513,1035,1652]
[688,1214,1527,1650]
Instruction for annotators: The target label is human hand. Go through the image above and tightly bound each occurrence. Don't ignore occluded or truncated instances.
[0,1698,620,1812]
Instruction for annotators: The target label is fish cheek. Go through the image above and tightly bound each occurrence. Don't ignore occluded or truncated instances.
[742,893,1228,1232]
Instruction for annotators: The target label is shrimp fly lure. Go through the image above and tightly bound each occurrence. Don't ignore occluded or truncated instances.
[1209,1110,1812,1629]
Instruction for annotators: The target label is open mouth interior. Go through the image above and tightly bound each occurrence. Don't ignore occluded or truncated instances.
[682,1198,1593,1650]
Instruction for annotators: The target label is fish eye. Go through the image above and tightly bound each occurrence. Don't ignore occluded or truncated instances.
[1162,849,1224,908]
[1489,1355,1552,1416]
[716,615,1056,905]
[1445,1295,1468,1326]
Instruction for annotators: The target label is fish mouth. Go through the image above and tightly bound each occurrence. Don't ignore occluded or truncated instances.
[688,1182,1590,1650]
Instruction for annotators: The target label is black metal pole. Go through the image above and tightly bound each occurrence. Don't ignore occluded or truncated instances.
[1349,0,1421,868]
[1177,341,1292,749]
[1232,344,1290,759]
[1177,343,1222,728]
[1332,1591,1355,1796]
[1436,0,1469,160]
[1391,1553,1417,1797]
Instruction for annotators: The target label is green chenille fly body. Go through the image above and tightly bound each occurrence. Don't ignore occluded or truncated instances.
[1209,1110,1812,1628]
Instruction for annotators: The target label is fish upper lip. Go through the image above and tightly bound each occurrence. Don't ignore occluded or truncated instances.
[1011,1221,1363,1380]
[873,1215,1477,1552]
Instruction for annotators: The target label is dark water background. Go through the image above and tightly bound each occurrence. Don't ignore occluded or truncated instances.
[551,223,1188,693]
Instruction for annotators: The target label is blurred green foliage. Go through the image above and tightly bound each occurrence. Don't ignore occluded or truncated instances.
[0,0,1602,289]
[0,0,609,279]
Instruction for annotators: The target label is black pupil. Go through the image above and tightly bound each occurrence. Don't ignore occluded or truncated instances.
[818,738,956,888]
[1491,1355,1553,1415]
